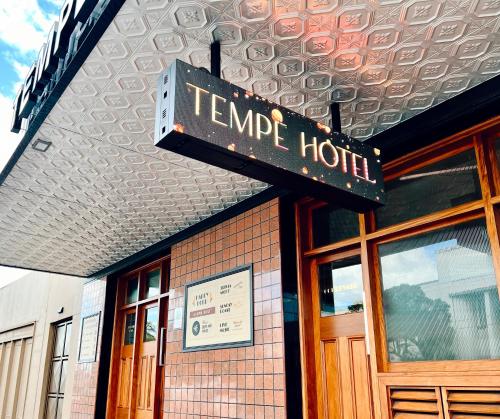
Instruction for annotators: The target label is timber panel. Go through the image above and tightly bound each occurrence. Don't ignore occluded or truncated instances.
[389,387,443,419]
[444,387,500,418]
[0,336,33,419]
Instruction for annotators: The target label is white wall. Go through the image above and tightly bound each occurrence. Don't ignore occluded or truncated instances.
[0,272,83,419]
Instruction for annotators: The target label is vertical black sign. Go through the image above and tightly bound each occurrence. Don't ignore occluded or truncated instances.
[155,60,385,211]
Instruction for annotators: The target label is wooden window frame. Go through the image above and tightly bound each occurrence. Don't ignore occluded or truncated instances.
[106,255,170,419]
[295,116,500,418]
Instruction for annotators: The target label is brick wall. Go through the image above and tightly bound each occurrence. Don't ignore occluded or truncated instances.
[70,278,107,419]
[164,198,287,418]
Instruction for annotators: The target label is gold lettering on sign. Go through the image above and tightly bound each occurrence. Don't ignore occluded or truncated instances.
[273,121,288,150]
[211,94,227,127]
[337,147,351,174]
[183,81,377,186]
[229,102,253,137]
[186,82,209,116]
[318,140,339,168]
[351,152,362,178]
[363,158,376,184]
[256,113,272,140]
[300,133,318,162]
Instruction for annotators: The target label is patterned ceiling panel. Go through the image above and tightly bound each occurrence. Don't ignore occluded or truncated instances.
[1,0,499,276]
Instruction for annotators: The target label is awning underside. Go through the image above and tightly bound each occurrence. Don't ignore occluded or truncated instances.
[1,0,499,276]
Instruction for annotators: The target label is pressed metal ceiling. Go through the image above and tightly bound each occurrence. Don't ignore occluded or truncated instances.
[0,0,499,276]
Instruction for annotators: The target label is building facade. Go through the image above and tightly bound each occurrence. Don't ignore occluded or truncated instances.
[0,273,84,419]
[0,0,499,418]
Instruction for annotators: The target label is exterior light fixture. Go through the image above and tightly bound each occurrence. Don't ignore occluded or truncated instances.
[31,139,52,152]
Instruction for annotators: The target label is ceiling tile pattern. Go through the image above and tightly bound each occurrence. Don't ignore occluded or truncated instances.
[1,0,499,276]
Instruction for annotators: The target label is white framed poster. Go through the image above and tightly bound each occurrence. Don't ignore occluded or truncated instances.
[183,265,253,351]
[78,312,100,363]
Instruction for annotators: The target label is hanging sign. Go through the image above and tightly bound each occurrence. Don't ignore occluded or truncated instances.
[155,60,385,211]
[183,265,253,351]
[10,0,123,133]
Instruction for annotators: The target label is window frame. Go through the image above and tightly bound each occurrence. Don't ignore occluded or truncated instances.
[297,116,500,377]
[372,126,500,373]
[371,212,500,373]
[44,318,72,419]
[106,256,170,417]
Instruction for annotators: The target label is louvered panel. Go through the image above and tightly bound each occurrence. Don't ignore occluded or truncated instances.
[393,401,440,413]
[390,387,442,419]
[446,388,500,418]
[453,415,500,419]
[449,403,500,414]
[394,414,440,419]
[447,391,500,404]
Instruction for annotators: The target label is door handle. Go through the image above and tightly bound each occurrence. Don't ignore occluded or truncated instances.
[158,327,166,366]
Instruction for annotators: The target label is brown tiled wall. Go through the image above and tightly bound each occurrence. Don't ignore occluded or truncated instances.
[70,278,107,419]
[164,198,286,418]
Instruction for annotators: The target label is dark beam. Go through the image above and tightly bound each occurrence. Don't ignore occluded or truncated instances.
[330,102,342,133]
[211,40,221,79]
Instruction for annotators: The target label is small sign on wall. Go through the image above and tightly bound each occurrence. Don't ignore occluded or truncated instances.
[78,312,100,363]
[183,265,253,351]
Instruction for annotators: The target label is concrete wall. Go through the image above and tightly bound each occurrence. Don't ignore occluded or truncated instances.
[0,272,83,419]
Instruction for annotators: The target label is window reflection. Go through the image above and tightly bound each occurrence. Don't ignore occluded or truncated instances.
[126,277,138,304]
[145,270,160,299]
[376,149,482,228]
[319,256,364,317]
[144,306,159,342]
[49,361,62,393]
[124,313,136,345]
[63,323,71,357]
[53,325,65,357]
[379,219,500,362]
[46,320,71,419]
[312,205,359,247]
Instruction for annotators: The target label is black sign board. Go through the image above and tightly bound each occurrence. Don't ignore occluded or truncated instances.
[155,60,385,211]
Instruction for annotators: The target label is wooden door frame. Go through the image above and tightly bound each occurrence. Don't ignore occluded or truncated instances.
[295,117,500,419]
[106,256,170,419]
[295,200,374,419]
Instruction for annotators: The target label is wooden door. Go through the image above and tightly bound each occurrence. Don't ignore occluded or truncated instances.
[116,309,136,419]
[315,252,373,419]
[108,258,170,419]
[135,303,159,419]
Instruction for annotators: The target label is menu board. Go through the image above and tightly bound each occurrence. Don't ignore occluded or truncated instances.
[183,265,253,351]
[78,312,100,363]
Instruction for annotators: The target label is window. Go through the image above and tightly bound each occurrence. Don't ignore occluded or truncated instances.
[143,306,159,342]
[45,319,72,419]
[379,219,500,362]
[318,256,363,317]
[126,277,138,304]
[124,312,136,345]
[375,149,482,228]
[145,270,160,299]
[312,205,359,247]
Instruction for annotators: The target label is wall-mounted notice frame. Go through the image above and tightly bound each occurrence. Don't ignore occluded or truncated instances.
[78,312,100,363]
[183,265,253,352]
